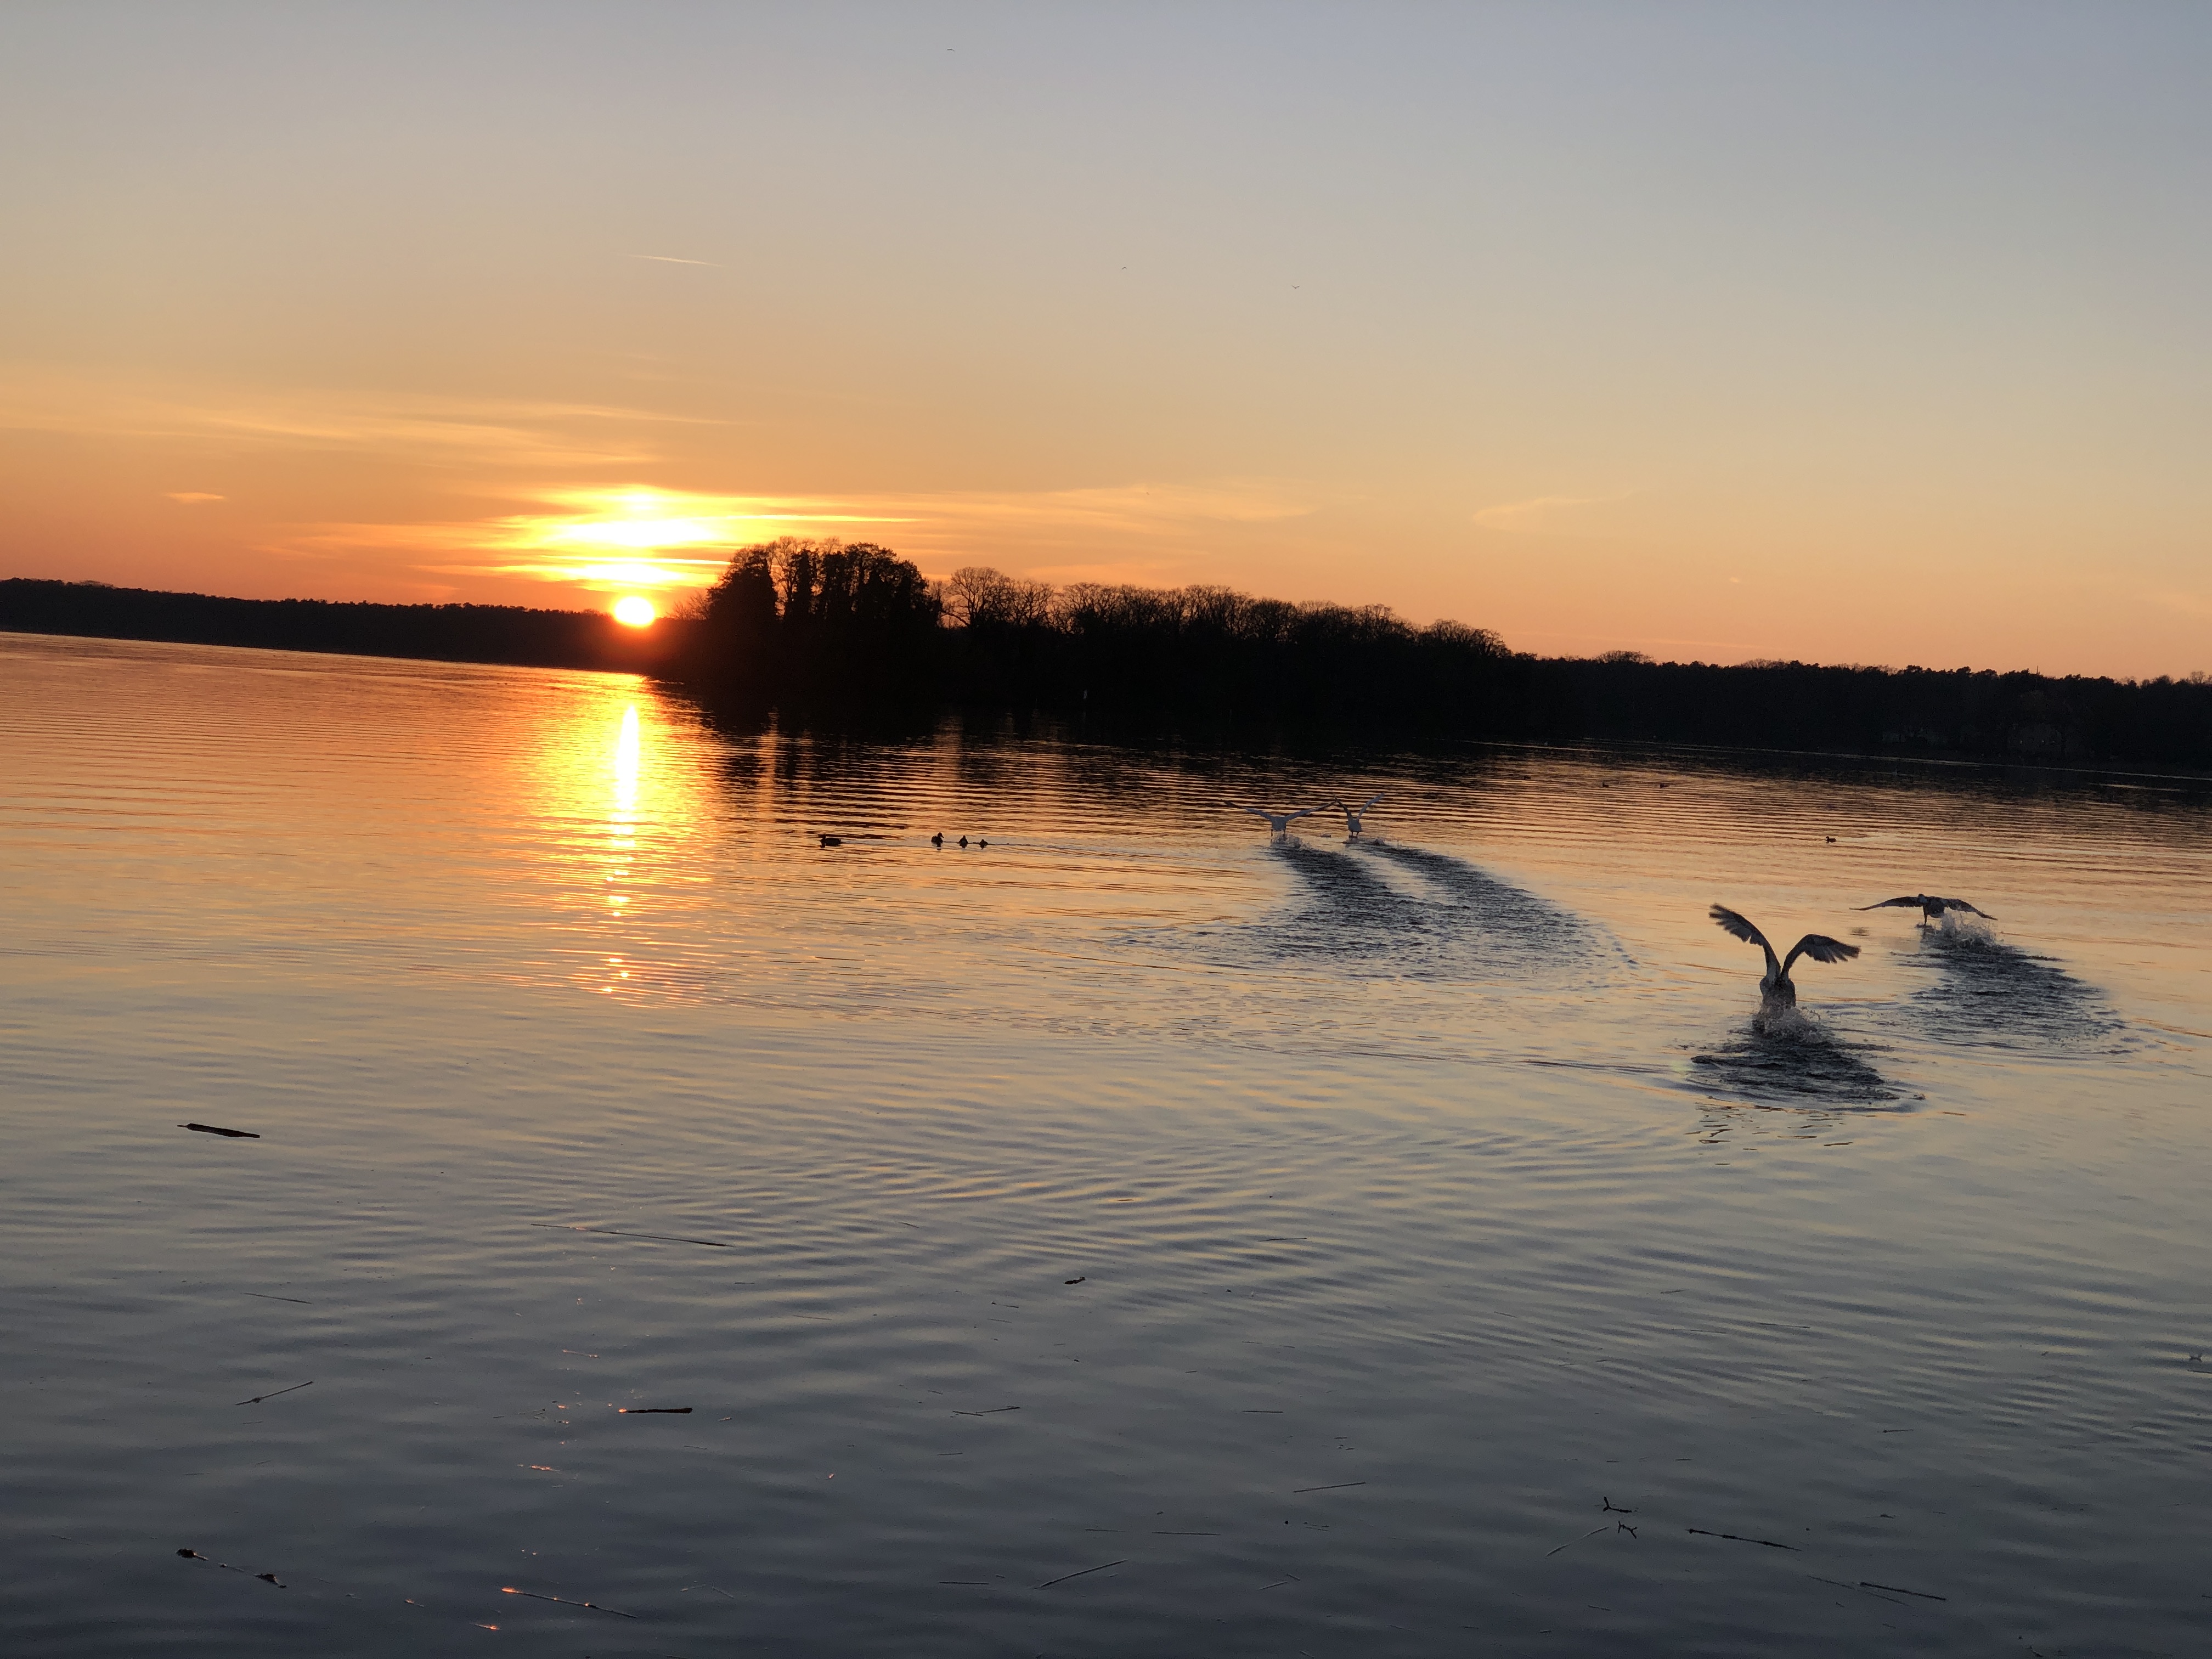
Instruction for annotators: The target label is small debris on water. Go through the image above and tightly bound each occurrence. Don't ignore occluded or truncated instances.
[235,1380,313,1406]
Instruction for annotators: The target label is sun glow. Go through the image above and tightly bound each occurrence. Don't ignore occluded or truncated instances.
[612,595,657,627]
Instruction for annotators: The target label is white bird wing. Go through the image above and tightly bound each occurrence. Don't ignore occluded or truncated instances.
[1358,793,1384,812]
[1282,805,1319,822]
[1227,803,1273,822]
[1783,934,1861,971]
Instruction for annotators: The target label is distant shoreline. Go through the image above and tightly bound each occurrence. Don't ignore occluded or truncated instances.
[5,575,2208,775]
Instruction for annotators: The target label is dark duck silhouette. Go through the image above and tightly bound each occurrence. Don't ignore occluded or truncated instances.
[1857,894,1995,926]
[1709,904,1860,1009]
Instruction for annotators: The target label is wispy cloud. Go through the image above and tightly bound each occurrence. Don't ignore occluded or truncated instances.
[631,254,719,267]
[1471,492,1632,533]
[165,492,224,504]
[0,373,713,470]
[271,479,1328,593]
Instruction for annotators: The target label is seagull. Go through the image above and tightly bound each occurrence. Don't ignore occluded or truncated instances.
[1228,801,1318,838]
[1857,894,1995,926]
[1335,793,1383,838]
[1709,904,1860,1008]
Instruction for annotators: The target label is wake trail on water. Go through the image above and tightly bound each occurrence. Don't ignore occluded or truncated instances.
[1688,1005,1902,1108]
[1164,838,1615,984]
[1905,916,2121,1052]
[1359,842,1609,966]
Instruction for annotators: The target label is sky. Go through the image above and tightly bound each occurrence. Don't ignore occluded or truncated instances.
[2,2,2208,676]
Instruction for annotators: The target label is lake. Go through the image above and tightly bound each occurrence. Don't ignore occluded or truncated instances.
[3,631,2207,1658]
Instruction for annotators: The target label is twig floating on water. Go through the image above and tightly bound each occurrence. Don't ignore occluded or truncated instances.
[1037,1559,1124,1589]
[177,1549,284,1587]
[1687,1527,1796,1550]
[1064,1277,1086,1285]
[1860,1580,1947,1601]
[1546,1525,1607,1557]
[182,1123,259,1139]
[951,1406,1019,1416]
[1292,1481,1364,1494]
[235,1380,313,1406]
[617,1406,692,1414]
[244,1293,312,1305]
[530,1222,730,1248]
[501,1587,638,1618]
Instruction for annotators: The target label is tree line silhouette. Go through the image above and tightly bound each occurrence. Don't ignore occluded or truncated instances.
[8,550,2211,770]
[674,539,2212,769]
[0,578,681,674]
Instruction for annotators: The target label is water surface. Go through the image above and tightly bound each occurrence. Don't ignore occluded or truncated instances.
[3,634,2208,1657]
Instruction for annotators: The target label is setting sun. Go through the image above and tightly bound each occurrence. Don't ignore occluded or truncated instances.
[612,595,657,628]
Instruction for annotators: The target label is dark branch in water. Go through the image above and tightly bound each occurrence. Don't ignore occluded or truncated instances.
[1037,1559,1125,1589]
[530,1222,731,1248]
[1687,1527,1796,1549]
[501,1586,639,1618]
[235,1380,313,1406]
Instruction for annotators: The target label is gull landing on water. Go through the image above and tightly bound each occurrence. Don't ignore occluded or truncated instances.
[1858,894,1996,926]
[1709,905,1860,1008]
[1335,794,1383,837]
[1227,801,1318,838]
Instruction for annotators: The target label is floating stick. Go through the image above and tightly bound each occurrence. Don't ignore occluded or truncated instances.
[1687,1527,1796,1550]
[1546,1526,1607,1558]
[235,1380,313,1406]
[182,1123,259,1139]
[244,1293,312,1305]
[1037,1559,1124,1589]
[177,1549,284,1587]
[951,1406,1019,1417]
[530,1223,730,1248]
[1860,1581,1946,1601]
[501,1587,637,1618]
[617,1406,692,1414]
[1291,1481,1364,1494]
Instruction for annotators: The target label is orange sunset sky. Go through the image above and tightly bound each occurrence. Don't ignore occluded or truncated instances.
[3,4,2208,677]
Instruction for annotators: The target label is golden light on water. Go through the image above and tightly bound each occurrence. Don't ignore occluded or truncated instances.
[612,595,657,627]
[614,704,640,816]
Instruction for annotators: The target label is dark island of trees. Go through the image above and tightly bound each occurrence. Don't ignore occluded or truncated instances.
[8,545,2211,772]
[0,577,686,676]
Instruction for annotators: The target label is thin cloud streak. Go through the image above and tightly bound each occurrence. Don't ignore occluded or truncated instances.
[1471,492,1634,532]
[0,373,720,470]
[264,479,1329,594]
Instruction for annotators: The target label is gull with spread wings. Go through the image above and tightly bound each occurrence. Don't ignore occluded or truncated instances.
[1709,904,1860,1008]
[1857,894,1996,927]
[1227,801,1319,838]
[1335,793,1384,838]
